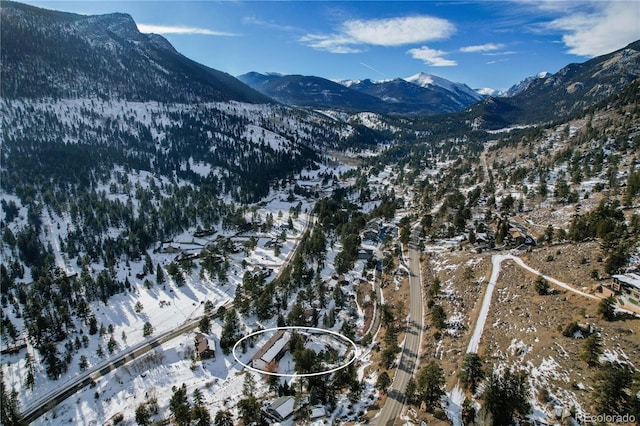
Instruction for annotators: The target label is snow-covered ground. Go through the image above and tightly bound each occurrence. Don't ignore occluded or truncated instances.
[1,155,360,419]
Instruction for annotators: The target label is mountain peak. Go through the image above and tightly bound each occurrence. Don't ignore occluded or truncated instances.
[404,72,437,87]
[504,72,551,97]
[1,1,270,103]
[77,12,147,43]
[405,72,483,102]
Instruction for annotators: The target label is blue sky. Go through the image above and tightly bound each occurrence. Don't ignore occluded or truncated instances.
[21,1,640,90]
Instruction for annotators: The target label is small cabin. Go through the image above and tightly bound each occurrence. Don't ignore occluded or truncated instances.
[194,332,215,360]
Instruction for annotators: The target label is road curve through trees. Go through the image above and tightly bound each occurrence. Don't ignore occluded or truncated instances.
[20,214,314,423]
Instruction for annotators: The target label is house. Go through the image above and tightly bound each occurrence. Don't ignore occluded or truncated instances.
[251,330,291,371]
[358,248,374,261]
[194,229,215,238]
[310,405,327,420]
[362,229,379,242]
[507,227,526,246]
[0,337,27,355]
[265,396,295,421]
[610,273,640,299]
[264,239,282,249]
[162,244,182,254]
[194,332,215,360]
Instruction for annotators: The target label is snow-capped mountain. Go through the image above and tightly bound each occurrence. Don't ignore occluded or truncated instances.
[404,72,483,103]
[240,72,484,115]
[237,72,389,112]
[504,72,551,97]
[458,40,640,129]
[506,40,640,122]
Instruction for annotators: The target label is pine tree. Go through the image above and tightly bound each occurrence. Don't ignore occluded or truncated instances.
[135,404,151,426]
[0,373,23,426]
[376,371,391,393]
[460,353,485,393]
[483,367,531,426]
[169,384,191,426]
[597,295,617,321]
[24,369,35,391]
[431,304,447,329]
[417,361,445,410]
[213,410,233,426]
[592,362,634,415]
[88,315,98,335]
[107,336,118,354]
[24,353,35,390]
[535,275,550,295]
[405,377,417,405]
[243,372,257,395]
[219,309,240,355]
[580,333,603,367]
[462,397,476,425]
[199,316,211,334]
[191,388,211,426]
[156,264,165,284]
[143,253,154,275]
[237,395,262,425]
[143,321,153,337]
[79,355,89,370]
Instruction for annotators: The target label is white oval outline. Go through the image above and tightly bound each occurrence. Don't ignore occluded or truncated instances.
[232,326,358,378]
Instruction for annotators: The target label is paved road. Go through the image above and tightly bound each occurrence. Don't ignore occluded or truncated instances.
[20,214,314,424]
[375,239,424,425]
[20,304,230,424]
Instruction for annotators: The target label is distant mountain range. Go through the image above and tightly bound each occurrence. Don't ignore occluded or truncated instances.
[238,71,484,115]
[462,41,640,127]
[237,72,390,113]
[2,0,639,127]
[239,39,640,120]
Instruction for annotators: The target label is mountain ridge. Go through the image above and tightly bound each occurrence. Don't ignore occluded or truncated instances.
[1,1,270,103]
[238,71,483,115]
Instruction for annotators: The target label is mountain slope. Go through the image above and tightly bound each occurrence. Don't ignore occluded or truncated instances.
[504,72,551,97]
[0,1,270,103]
[239,72,483,114]
[345,76,480,114]
[404,72,482,104]
[238,72,389,112]
[507,40,640,123]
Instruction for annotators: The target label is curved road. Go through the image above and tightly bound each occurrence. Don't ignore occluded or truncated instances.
[448,253,613,425]
[375,238,424,425]
[20,304,230,424]
[20,213,314,424]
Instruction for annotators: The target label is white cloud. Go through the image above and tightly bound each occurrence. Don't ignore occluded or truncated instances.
[343,16,455,46]
[137,24,238,36]
[298,34,363,54]
[460,43,506,53]
[539,1,639,56]
[407,46,457,66]
[300,15,455,53]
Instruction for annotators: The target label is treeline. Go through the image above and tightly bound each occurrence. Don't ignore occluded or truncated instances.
[568,198,640,274]
[0,101,332,204]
